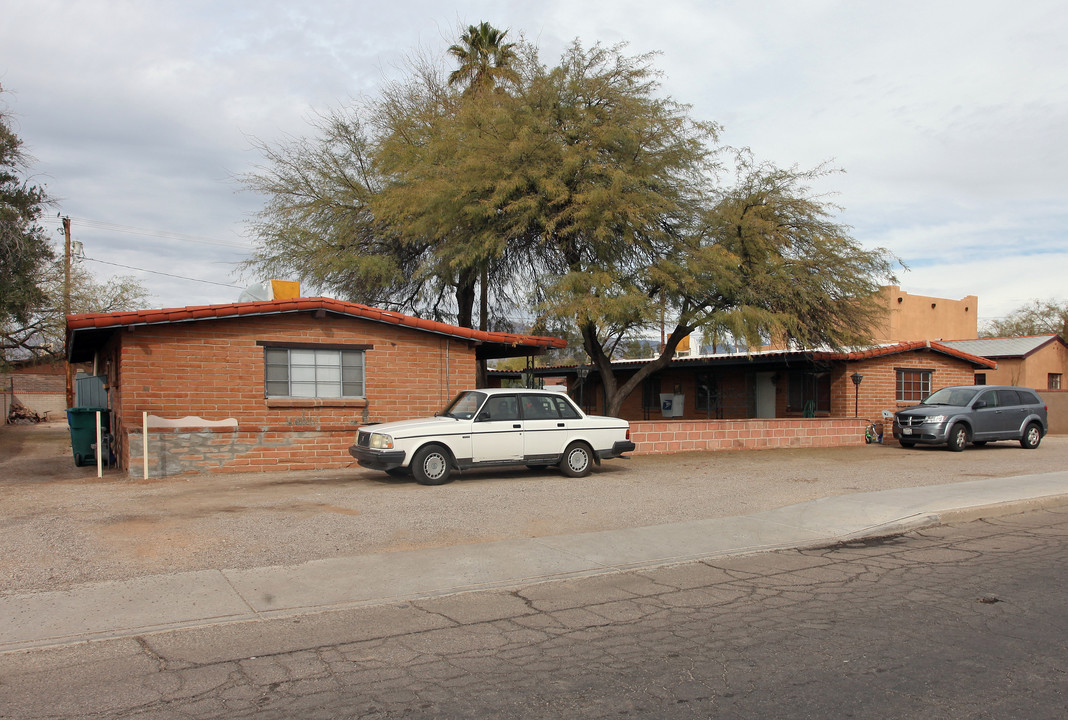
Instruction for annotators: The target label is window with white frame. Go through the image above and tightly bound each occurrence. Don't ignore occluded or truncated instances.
[264,345,366,398]
[1050,373,1062,390]
[896,368,932,402]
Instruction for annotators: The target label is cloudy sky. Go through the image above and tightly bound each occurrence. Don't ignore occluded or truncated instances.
[3,0,1065,327]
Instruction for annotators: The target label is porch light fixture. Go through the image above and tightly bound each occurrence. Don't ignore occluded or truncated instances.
[851,372,863,417]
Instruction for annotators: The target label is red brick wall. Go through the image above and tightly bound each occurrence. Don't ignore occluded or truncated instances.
[584,367,758,420]
[0,373,66,392]
[568,349,979,426]
[103,312,478,476]
[832,350,979,423]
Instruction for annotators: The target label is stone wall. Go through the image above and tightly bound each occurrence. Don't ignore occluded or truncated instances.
[127,426,359,477]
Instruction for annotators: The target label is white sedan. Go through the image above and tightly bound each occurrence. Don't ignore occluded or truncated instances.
[349,388,636,485]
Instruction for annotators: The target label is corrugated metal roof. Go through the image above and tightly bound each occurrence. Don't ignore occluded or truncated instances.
[939,335,1060,359]
[509,339,995,375]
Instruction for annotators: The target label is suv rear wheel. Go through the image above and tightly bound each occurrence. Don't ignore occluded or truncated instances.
[1020,422,1042,450]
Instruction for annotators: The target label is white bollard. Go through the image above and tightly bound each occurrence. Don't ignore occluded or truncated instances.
[143,411,149,480]
[95,410,103,478]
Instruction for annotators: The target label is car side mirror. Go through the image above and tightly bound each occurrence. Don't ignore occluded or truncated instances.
[973,400,987,409]
[476,411,491,422]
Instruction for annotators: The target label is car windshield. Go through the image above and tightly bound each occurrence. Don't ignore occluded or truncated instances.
[441,391,486,420]
[922,387,980,407]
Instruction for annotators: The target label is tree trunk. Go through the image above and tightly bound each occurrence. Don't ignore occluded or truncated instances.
[479,267,488,332]
[454,272,477,329]
[475,267,489,387]
[598,324,694,418]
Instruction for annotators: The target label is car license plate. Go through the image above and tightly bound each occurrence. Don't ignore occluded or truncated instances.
[902,428,913,435]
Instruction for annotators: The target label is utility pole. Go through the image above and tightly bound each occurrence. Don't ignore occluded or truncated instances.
[63,216,74,409]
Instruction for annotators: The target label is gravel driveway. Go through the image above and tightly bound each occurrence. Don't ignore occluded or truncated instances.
[3,421,1066,596]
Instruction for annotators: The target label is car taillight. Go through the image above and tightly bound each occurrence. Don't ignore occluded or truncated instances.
[626,428,631,440]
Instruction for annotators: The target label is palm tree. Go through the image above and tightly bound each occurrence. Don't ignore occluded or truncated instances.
[446,22,519,381]
[447,22,519,94]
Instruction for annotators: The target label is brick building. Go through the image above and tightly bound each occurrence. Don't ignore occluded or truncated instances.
[66,297,564,477]
[504,341,994,427]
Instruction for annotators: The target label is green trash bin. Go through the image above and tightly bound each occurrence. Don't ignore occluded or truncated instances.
[67,407,112,467]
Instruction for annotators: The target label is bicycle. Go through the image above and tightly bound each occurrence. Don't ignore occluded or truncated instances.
[864,420,885,444]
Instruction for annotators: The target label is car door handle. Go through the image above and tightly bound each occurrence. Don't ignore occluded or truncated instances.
[557,423,565,428]
[513,424,522,429]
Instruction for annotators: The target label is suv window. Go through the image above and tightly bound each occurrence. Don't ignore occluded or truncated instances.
[996,389,1022,407]
[976,390,998,408]
[1017,389,1040,404]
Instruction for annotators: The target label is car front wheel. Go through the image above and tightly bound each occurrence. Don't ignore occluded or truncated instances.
[411,445,453,485]
[947,424,968,452]
[560,442,593,478]
[1020,423,1042,450]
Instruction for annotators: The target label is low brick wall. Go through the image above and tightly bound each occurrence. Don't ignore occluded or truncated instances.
[630,417,873,454]
[127,417,876,477]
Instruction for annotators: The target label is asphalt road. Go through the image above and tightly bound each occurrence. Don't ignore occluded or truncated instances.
[2,506,1065,719]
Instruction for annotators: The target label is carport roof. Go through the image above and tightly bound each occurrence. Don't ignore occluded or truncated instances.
[65,297,566,362]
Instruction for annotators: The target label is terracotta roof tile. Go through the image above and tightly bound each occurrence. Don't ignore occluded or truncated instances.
[812,340,996,368]
[66,297,566,351]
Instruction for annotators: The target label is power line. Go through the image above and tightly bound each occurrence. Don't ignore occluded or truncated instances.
[56,216,253,250]
[83,256,244,288]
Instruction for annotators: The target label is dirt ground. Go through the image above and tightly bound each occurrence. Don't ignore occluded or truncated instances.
[3,421,1066,596]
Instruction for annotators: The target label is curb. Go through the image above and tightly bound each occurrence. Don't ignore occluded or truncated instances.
[934,494,1068,525]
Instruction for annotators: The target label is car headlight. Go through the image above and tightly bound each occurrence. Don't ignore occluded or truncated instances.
[369,433,394,449]
[923,415,946,424]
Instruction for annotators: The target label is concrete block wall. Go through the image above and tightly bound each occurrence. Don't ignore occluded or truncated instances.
[630,418,871,454]
[1,373,68,421]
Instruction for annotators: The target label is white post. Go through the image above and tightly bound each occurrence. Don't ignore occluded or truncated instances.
[95,410,103,478]
[143,411,149,480]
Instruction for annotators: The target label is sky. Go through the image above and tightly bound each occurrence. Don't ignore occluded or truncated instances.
[3,0,1066,328]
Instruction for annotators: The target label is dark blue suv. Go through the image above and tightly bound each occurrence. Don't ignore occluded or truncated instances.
[893,385,1048,452]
